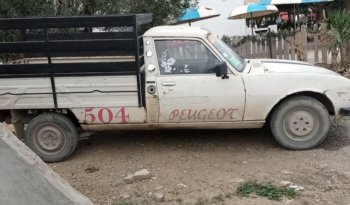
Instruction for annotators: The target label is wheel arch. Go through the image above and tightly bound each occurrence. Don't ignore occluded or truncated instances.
[0,109,80,127]
[65,109,81,128]
[266,91,335,123]
[0,110,11,123]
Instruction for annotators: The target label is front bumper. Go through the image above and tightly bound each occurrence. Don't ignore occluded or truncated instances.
[340,107,350,116]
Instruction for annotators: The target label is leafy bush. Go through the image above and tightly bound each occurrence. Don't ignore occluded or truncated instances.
[327,10,350,64]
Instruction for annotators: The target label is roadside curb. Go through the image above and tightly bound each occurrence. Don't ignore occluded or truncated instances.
[0,123,94,205]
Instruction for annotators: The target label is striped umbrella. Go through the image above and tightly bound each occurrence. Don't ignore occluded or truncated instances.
[228,4,279,35]
[176,6,220,26]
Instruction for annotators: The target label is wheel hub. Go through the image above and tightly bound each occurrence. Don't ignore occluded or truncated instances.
[36,125,65,152]
[285,110,316,138]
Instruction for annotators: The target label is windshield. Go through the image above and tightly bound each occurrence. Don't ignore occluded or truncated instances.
[207,33,246,72]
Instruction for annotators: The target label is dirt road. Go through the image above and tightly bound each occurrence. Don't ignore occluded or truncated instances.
[51,120,350,205]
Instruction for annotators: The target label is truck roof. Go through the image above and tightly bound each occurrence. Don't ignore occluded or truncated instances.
[143,26,210,38]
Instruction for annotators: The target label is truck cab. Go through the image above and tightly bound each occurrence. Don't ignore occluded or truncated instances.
[141,26,246,126]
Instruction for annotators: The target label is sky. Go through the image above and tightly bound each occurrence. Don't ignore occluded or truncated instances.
[191,0,247,37]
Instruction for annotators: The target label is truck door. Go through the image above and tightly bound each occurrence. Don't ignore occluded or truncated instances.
[153,39,245,123]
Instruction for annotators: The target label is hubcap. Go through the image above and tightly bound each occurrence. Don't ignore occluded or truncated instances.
[283,109,319,141]
[34,123,66,155]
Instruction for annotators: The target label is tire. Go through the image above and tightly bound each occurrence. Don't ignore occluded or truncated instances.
[270,96,330,150]
[25,113,78,162]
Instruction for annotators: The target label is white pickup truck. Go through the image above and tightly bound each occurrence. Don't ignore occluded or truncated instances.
[0,14,349,162]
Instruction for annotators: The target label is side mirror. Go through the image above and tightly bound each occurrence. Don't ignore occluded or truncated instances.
[215,62,229,79]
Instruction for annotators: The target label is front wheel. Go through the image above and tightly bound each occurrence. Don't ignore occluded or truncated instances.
[25,113,78,162]
[270,96,330,150]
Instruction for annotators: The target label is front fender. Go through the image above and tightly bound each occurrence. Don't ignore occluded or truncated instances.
[242,74,347,121]
[325,88,350,120]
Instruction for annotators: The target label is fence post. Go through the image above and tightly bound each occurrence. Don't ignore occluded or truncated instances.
[241,44,247,58]
[313,24,319,64]
[241,45,245,58]
[302,25,308,62]
[262,39,267,58]
[314,34,319,64]
[257,39,261,58]
[284,37,290,60]
[294,29,303,61]
[237,45,242,58]
[317,22,328,64]
[331,46,337,64]
[277,36,283,59]
[321,44,327,64]
[290,34,296,60]
[271,36,277,59]
[252,39,257,58]
[246,40,251,59]
[266,38,271,58]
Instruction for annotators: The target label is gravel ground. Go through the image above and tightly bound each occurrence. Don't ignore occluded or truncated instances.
[51,120,350,205]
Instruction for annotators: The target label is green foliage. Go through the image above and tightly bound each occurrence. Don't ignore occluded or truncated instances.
[236,181,297,201]
[0,0,55,17]
[328,10,350,47]
[113,202,133,205]
[328,0,347,11]
[327,10,350,63]
[0,0,197,62]
[110,0,195,26]
[0,0,197,25]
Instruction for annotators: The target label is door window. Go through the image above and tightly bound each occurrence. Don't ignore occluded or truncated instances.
[155,40,220,75]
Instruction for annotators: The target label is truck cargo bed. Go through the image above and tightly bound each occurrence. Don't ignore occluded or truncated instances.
[0,14,152,109]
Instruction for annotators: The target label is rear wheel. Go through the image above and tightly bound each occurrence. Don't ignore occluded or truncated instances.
[270,96,330,150]
[25,113,78,162]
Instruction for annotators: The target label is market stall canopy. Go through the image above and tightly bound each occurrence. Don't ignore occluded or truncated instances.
[176,6,220,25]
[258,0,334,5]
[228,3,279,36]
[258,0,334,29]
[228,4,279,19]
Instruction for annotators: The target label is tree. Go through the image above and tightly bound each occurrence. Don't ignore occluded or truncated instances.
[347,0,350,60]
[325,0,350,62]
[0,0,197,25]
[0,0,197,62]
[327,10,350,64]
[113,0,196,25]
[328,0,346,10]
[0,0,55,17]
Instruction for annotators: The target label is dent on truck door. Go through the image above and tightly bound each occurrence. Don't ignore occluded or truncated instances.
[154,39,245,123]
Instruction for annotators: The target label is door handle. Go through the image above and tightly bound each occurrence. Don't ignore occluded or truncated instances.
[161,82,176,86]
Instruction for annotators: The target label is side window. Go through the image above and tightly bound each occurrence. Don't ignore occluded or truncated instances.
[155,40,220,75]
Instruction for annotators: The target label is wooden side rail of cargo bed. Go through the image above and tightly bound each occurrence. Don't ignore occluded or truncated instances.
[0,14,153,108]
